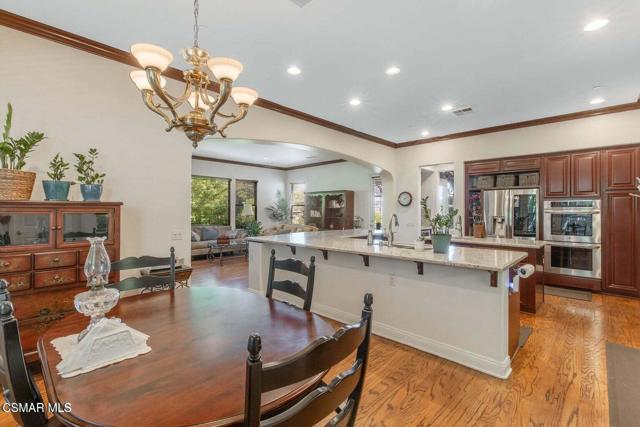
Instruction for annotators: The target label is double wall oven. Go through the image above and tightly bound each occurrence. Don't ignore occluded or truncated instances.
[543,200,601,279]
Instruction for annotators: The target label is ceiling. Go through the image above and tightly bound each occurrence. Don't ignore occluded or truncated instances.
[2,0,640,143]
[193,139,342,169]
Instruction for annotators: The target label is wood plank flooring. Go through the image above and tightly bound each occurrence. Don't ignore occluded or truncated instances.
[2,258,638,427]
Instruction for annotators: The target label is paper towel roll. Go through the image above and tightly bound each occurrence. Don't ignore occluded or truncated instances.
[517,264,535,279]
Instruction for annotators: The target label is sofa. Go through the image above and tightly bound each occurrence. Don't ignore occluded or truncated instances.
[191,224,319,258]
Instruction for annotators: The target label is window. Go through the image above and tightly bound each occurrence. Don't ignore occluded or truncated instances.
[372,176,383,228]
[290,183,306,225]
[235,180,257,229]
[191,176,230,225]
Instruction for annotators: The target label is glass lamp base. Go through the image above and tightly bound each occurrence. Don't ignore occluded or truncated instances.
[74,288,120,342]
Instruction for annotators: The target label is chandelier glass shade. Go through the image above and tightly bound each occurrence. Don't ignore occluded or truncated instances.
[128,1,258,147]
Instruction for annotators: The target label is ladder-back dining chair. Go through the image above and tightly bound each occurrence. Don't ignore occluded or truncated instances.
[108,247,176,293]
[244,293,373,427]
[0,280,61,427]
[266,248,316,311]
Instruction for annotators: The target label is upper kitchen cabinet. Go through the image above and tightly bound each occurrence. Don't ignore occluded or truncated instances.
[543,151,601,198]
[604,147,638,191]
[571,151,601,197]
[500,156,541,172]
[543,154,571,197]
[465,160,500,175]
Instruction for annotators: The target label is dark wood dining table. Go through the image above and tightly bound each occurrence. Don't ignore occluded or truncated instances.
[37,287,335,427]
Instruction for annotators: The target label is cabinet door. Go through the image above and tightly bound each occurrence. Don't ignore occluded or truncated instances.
[55,207,118,248]
[0,208,56,253]
[500,157,541,172]
[571,151,600,197]
[604,193,638,295]
[466,160,500,175]
[543,155,571,198]
[604,147,638,190]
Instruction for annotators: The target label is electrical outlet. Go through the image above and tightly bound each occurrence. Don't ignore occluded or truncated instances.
[171,230,183,241]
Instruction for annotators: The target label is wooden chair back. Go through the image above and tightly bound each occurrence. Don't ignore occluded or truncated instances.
[0,280,48,427]
[244,293,373,427]
[109,247,176,292]
[266,249,316,311]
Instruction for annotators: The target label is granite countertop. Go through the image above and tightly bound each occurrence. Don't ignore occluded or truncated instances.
[424,235,546,249]
[248,230,528,272]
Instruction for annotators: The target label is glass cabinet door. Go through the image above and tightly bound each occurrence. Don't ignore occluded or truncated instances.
[0,209,55,251]
[56,209,116,247]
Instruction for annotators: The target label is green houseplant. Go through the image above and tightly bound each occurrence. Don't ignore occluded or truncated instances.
[245,220,263,237]
[265,191,290,223]
[421,196,460,254]
[42,153,74,201]
[0,103,46,200]
[74,148,106,201]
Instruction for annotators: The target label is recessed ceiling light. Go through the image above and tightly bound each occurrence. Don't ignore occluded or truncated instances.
[287,65,301,75]
[349,98,361,106]
[441,104,453,111]
[385,66,401,76]
[584,19,609,32]
[421,130,430,137]
[590,97,605,105]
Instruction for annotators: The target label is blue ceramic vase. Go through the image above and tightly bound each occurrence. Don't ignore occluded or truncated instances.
[80,184,103,201]
[431,234,451,254]
[42,180,71,201]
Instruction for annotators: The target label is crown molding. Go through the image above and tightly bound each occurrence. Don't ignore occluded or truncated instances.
[3,10,639,151]
[192,155,346,171]
[0,10,395,148]
[397,102,640,147]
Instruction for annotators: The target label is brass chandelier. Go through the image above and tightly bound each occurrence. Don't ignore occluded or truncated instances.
[129,0,258,147]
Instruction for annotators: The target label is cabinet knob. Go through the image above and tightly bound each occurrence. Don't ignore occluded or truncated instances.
[53,275,63,284]
[52,257,60,263]
[1,261,9,268]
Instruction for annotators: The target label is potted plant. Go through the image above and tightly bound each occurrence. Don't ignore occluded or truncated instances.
[0,103,46,200]
[245,220,263,237]
[74,148,106,201]
[421,196,459,254]
[42,153,74,201]
[265,191,290,223]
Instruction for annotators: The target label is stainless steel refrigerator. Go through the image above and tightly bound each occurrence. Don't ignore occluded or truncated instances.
[483,189,539,239]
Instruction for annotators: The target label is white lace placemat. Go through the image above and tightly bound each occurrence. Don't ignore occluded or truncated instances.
[52,318,151,378]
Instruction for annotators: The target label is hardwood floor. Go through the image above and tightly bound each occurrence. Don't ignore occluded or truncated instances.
[2,259,639,427]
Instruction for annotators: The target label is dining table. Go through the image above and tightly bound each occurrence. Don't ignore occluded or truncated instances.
[37,286,335,427]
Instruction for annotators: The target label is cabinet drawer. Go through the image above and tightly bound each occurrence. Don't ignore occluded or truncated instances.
[78,246,116,264]
[34,268,77,289]
[11,287,79,321]
[0,272,32,292]
[500,157,541,171]
[0,254,32,273]
[466,160,500,174]
[34,250,77,270]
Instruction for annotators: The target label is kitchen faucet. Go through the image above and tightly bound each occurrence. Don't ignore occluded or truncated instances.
[387,214,399,247]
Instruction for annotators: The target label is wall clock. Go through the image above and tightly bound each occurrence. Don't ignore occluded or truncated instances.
[398,191,413,207]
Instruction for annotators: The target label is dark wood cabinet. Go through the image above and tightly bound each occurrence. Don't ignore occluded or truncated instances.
[0,201,122,361]
[500,157,541,172]
[571,151,600,197]
[603,192,639,296]
[604,147,638,191]
[543,155,571,197]
[304,191,354,230]
[466,160,501,175]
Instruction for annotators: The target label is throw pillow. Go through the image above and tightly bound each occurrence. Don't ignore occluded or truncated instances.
[217,236,231,245]
[191,231,200,242]
[227,230,238,239]
[201,227,219,241]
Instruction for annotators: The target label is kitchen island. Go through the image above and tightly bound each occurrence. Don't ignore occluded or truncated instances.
[247,230,528,378]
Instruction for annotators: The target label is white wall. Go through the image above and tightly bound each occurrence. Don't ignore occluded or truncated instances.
[191,159,285,229]
[0,27,193,263]
[286,161,377,227]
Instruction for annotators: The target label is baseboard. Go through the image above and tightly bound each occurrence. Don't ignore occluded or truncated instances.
[312,302,512,379]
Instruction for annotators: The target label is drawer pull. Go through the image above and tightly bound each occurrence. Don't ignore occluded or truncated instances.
[52,275,63,284]
[52,257,61,263]
[40,308,51,316]
[1,261,9,268]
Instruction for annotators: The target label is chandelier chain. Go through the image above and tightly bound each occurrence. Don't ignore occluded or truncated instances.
[193,0,200,47]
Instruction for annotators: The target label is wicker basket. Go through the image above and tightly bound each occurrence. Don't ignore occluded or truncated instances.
[0,169,36,200]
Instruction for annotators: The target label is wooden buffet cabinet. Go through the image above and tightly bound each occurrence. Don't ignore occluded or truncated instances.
[0,201,121,361]
[465,144,640,297]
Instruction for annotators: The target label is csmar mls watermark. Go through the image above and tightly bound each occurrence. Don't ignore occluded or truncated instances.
[2,402,72,413]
